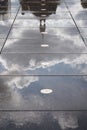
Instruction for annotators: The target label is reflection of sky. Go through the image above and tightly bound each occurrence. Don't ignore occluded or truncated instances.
[0,111,79,129]
[8,27,80,39]
[0,53,87,75]
[66,1,86,11]
[0,75,87,111]
[3,26,86,53]
[13,19,75,27]
[0,0,87,107]
[66,0,87,28]
[0,0,87,129]
[0,111,87,129]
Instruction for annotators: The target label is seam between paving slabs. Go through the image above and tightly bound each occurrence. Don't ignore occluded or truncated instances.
[0,110,87,112]
[0,75,87,76]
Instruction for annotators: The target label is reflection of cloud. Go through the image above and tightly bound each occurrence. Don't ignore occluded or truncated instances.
[10,112,42,126]
[0,53,87,76]
[10,89,23,107]
[57,113,78,129]
[0,76,39,109]
[7,76,39,89]
[67,2,87,27]
[67,2,83,11]
[0,111,81,129]
[4,22,86,55]
[0,111,77,127]
[0,112,42,127]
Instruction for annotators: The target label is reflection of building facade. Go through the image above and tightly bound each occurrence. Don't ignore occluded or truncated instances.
[0,0,11,20]
[20,0,59,33]
[81,0,87,8]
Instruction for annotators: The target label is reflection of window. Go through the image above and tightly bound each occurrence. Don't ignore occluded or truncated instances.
[81,0,87,8]
[0,0,11,20]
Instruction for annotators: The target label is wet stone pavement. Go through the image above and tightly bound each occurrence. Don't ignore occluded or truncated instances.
[0,0,87,129]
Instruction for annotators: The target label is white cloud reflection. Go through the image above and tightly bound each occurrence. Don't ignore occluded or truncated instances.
[0,53,87,75]
[0,111,80,129]
[7,76,39,89]
[57,112,78,129]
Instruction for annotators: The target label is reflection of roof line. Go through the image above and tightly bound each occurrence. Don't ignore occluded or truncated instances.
[20,0,60,17]
[81,0,87,8]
